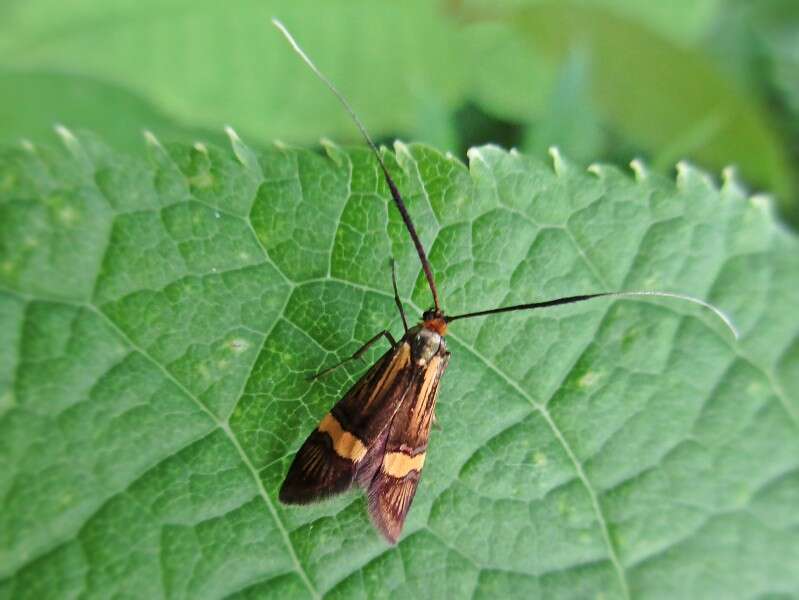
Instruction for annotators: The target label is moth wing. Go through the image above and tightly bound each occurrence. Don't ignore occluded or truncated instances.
[277,424,357,504]
[364,351,450,543]
[279,339,417,504]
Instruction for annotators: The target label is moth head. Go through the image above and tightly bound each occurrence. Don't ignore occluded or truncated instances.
[421,309,448,337]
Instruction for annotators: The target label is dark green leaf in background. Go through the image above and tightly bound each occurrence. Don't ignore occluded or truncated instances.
[497,1,797,222]
[0,0,477,149]
[0,69,229,158]
[0,131,797,598]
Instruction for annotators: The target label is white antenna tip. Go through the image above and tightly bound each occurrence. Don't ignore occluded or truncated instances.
[611,291,739,340]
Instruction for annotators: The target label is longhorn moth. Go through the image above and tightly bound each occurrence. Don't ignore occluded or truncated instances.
[272,19,737,544]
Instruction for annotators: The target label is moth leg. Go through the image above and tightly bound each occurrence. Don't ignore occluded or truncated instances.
[310,330,397,380]
[390,258,409,333]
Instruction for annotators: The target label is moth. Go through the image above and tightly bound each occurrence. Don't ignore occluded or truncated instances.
[272,20,737,543]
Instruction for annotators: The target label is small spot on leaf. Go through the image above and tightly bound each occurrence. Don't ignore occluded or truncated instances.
[228,338,250,354]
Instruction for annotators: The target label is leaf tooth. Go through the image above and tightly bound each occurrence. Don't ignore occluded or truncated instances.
[193,142,209,155]
[749,193,778,222]
[54,124,82,155]
[721,165,737,185]
[224,125,261,175]
[319,136,337,148]
[548,146,567,176]
[320,137,348,168]
[19,138,36,153]
[142,129,177,170]
[466,146,489,167]
[450,155,469,173]
[587,163,603,178]
[143,129,163,149]
[676,160,716,192]
[54,124,91,170]
[721,165,746,200]
[393,140,415,172]
[747,193,790,235]
[467,145,505,175]
[675,160,691,186]
[630,158,649,181]
[443,148,467,170]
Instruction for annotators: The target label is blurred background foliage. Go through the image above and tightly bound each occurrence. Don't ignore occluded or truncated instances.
[1,0,797,227]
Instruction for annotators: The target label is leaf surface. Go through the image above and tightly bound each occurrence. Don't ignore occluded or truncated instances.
[0,133,797,599]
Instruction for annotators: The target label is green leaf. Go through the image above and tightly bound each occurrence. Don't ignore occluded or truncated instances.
[522,48,604,163]
[1,132,797,599]
[0,0,548,155]
[0,69,231,158]
[504,2,796,220]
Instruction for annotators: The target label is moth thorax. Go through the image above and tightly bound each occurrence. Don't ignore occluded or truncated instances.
[411,327,445,366]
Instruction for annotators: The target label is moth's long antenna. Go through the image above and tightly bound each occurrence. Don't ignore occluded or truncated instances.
[272,18,442,313]
[446,290,739,339]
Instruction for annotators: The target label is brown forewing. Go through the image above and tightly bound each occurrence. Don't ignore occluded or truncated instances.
[279,337,421,504]
[362,350,450,543]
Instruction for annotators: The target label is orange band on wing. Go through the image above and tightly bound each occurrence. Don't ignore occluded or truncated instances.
[382,451,426,478]
[319,413,368,462]
[365,341,410,410]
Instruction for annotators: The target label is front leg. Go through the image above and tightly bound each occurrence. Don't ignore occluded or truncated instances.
[310,330,397,380]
